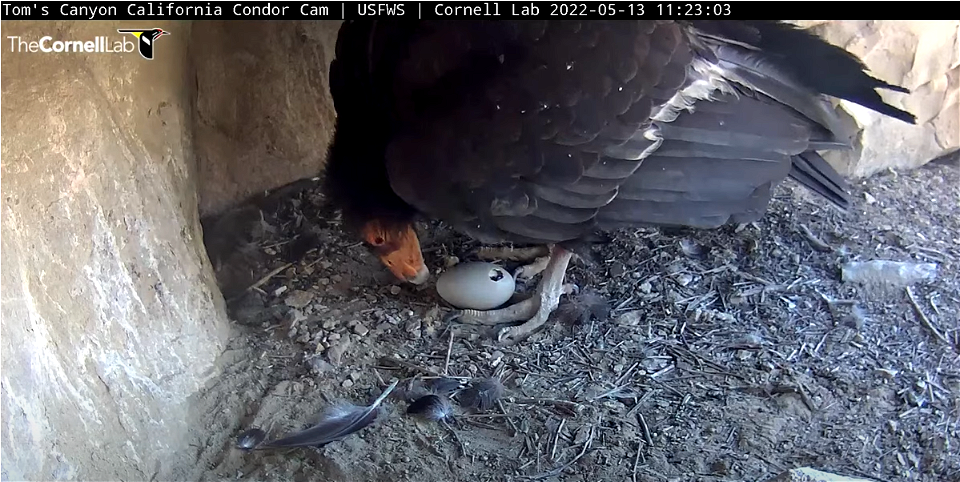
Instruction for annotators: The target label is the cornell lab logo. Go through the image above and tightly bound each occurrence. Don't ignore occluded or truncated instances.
[117,28,169,60]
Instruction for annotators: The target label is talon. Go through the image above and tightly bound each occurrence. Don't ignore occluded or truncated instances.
[443,310,464,324]
[450,247,577,343]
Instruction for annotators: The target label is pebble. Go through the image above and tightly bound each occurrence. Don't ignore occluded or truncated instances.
[389,285,402,295]
[638,281,652,294]
[318,277,330,286]
[609,262,626,277]
[322,319,339,330]
[309,356,333,373]
[616,310,643,326]
[349,371,361,381]
[352,323,369,336]
[365,294,377,303]
[674,273,694,287]
[405,318,422,337]
[285,290,314,308]
[328,333,341,341]
[273,286,288,296]
[342,379,354,388]
[327,339,351,366]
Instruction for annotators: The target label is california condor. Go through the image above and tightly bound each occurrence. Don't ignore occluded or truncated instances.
[323,21,915,342]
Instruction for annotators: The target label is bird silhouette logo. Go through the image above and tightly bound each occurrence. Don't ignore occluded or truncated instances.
[117,28,170,60]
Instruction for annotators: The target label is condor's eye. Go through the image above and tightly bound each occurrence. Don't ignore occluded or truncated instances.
[371,236,385,246]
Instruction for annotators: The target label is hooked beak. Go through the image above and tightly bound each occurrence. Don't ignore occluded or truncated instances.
[372,224,430,285]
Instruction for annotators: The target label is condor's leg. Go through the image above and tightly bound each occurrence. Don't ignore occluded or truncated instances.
[457,245,575,343]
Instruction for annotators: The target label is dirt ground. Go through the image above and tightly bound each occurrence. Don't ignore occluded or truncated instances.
[191,158,958,482]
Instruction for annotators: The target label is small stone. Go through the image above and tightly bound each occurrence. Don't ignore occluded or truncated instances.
[285,308,307,325]
[710,459,729,475]
[349,371,361,381]
[365,294,377,303]
[327,339,352,366]
[638,281,652,294]
[616,310,643,326]
[405,317,422,335]
[490,350,505,367]
[342,379,354,389]
[308,356,333,373]
[875,368,899,379]
[602,400,626,413]
[864,192,877,204]
[389,285,402,296]
[331,274,343,283]
[609,262,626,277]
[443,256,460,268]
[328,333,341,341]
[674,273,694,287]
[272,285,288,296]
[322,319,339,330]
[886,420,898,433]
[352,323,369,336]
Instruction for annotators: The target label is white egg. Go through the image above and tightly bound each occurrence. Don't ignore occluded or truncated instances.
[436,262,516,310]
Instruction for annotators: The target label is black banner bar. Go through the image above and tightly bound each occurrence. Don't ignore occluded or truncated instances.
[0,1,945,20]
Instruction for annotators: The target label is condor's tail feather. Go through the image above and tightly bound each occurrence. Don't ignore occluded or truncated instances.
[788,151,851,209]
[688,20,917,127]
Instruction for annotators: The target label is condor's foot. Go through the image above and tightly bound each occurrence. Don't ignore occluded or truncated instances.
[456,246,575,343]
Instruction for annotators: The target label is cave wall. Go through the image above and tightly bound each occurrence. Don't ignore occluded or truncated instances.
[191,20,341,218]
[1,20,229,480]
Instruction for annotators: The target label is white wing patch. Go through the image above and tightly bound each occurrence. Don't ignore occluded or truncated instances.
[651,57,738,124]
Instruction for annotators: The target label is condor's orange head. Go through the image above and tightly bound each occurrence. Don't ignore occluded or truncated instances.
[361,219,430,285]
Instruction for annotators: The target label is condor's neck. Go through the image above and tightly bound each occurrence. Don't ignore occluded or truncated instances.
[324,114,417,230]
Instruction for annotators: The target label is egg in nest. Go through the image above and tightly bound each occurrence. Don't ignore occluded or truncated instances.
[436,262,515,310]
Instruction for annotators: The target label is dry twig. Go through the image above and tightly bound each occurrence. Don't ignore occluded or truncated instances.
[905,287,950,344]
[798,224,833,252]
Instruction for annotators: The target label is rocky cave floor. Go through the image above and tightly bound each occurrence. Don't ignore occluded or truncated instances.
[192,158,958,482]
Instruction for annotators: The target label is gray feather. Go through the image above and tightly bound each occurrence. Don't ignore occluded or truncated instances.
[254,380,398,450]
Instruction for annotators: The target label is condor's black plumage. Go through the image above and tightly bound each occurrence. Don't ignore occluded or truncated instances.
[324,20,914,341]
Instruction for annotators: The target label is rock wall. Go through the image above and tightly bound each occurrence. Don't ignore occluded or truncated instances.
[792,20,959,177]
[0,21,229,480]
[192,20,341,217]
